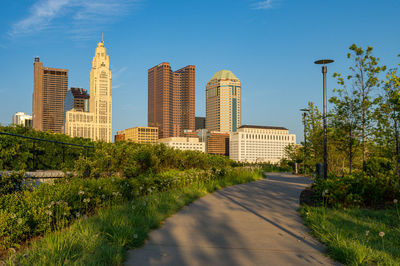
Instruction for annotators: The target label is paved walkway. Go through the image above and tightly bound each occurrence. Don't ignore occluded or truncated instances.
[126,173,336,266]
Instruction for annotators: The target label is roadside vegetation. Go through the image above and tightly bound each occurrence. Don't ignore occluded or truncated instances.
[284,44,400,265]
[5,168,262,265]
[300,207,400,265]
[0,126,263,264]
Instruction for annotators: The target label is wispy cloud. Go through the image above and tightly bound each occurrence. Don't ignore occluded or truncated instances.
[111,83,124,90]
[252,0,277,10]
[9,0,140,39]
[112,66,128,79]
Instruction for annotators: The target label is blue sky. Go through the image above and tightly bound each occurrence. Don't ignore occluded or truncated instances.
[1,0,399,142]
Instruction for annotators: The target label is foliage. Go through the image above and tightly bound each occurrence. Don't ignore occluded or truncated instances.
[0,125,94,171]
[0,167,257,251]
[5,168,262,265]
[0,171,25,196]
[333,44,386,169]
[290,45,398,177]
[260,162,291,173]
[311,174,400,208]
[73,141,234,178]
[301,206,400,265]
[0,126,234,175]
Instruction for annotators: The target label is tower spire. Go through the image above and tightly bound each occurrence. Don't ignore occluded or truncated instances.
[101,32,104,43]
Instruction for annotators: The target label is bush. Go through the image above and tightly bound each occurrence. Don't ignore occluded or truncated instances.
[0,171,25,196]
[311,174,400,208]
[0,168,241,250]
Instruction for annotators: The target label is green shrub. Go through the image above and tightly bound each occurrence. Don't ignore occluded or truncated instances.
[312,174,400,208]
[0,168,243,250]
[0,171,25,195]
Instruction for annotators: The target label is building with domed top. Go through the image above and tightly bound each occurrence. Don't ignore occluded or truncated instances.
[206,70,241,133]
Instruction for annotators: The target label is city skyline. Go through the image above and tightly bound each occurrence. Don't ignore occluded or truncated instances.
[1,0,400,142]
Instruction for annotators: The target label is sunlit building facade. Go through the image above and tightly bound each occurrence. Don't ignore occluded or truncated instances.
[116,127,158,144]
[32,57,68,133]
[206,70,241,133]
[65,38,112,142]
[12,112,32,127]
[230,125,296,163]
[148,62,195,138]
[157,137,205,152]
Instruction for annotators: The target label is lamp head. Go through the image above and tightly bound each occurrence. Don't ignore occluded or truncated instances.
[314,59,334,65]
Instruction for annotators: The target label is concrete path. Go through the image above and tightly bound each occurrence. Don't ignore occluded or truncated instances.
[126,173,336,266]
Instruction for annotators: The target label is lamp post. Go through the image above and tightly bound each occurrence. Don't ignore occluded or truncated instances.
[314,59,334,179]
[300,108,310,175]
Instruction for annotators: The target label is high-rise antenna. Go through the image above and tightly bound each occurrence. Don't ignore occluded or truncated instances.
[101,32,104,43]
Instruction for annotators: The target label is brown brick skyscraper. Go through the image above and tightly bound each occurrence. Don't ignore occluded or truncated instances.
[148,62,195,138]
[32,57,68,133]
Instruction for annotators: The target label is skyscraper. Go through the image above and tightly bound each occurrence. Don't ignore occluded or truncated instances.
[64,87,90,114]
[32,57,68,133]
[206,70,241,133]
[64,38,112,142]
[148,62,195,139]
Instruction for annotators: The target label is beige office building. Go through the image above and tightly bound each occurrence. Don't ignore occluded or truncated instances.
[157,137,205,152]
[230,125,296,163]
[65,38,112,142]
[32,58,68,133]
[206,70,241,133]
[116,127,158,144]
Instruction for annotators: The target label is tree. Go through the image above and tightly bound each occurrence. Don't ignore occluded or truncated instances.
[333,44,386,171]
[375,65,400,177]
[304,102,323,171]
[330,87,361,174]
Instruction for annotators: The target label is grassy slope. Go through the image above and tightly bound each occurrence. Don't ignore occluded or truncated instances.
[11,170,262,265]
[300,206,400,265]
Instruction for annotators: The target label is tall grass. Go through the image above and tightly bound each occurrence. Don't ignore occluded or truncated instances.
[300,206,400,265]
[8,168,262,265]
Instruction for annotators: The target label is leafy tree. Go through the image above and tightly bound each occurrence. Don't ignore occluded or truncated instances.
[333,44,386,171]
[334,44,386,169]
[375,65,400,177]
[304,102,323,171]
[329,87,361,174]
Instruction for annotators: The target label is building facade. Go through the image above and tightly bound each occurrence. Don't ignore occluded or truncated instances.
[206,70,241,133]
[183,129,199,139]
[116,127,158,144]
[157,137,205,152]
[32,57,68,133]
[229,125,296,163]
[148,62,195,139]
[12,112,32,127]
[207,131,230,156]
[195,116,206,130]
[64,87,90,114]
[64,39,112,142]
[115,132,125,142]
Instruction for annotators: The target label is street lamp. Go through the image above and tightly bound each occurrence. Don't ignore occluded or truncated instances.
[314,59,334,179]
[300,108,310,175]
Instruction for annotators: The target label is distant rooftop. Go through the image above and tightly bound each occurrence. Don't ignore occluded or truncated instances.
[69,87,90,99]
[239,125,288,130]
[209,70,238,82]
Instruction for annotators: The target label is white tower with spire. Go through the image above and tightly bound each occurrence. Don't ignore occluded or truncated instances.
[64,35,112,142]
[90,36,112,142]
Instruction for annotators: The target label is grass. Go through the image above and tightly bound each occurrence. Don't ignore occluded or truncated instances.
[7,168,262,265]
[300,205,400,265]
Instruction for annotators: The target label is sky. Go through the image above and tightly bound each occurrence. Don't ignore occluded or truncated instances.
[0,0,400,142]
